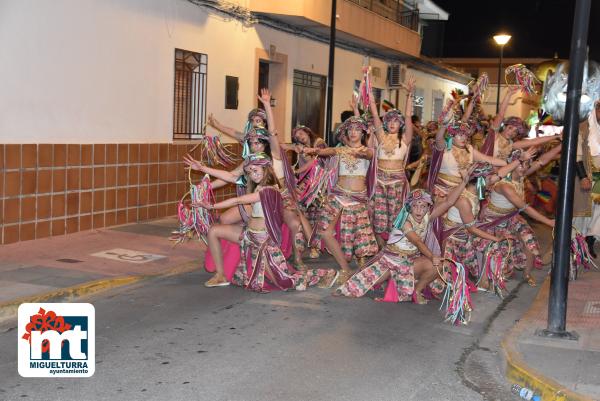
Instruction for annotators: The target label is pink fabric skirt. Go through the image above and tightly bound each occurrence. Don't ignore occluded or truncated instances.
[204,224,293,281]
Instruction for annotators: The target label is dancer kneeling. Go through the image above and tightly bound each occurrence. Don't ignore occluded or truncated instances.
[199,153,338,292]
[335,171,471,304]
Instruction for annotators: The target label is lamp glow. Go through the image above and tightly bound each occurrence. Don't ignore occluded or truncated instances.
[493,34,512,46]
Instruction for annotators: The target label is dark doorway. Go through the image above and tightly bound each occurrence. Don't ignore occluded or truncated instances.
[292,70,326,139]
[258,60,270,110]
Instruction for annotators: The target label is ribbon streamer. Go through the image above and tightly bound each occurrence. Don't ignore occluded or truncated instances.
[438,259,473,326]
[570,228,599,280]
[505,64,541,95]
[171,171,216,245]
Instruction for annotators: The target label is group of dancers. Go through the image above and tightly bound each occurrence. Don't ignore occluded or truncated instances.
[181,69,565,324]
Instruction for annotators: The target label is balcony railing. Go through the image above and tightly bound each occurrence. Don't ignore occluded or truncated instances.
[347,0,419,31]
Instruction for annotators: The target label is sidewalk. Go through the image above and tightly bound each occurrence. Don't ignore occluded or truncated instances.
[0,217,203,321]
[503,263,600,400]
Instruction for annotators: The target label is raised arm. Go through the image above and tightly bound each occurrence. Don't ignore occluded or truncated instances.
[490,147,537,183]
[210,179,231,190]
[257,88,283,157]
[351,84,362,117]
[304,147,338,158]
[496,183,554,227]
[524,144,562,176]
[473,148,508,166]
[491,86,519,129]
[368,84,385,143]
[198,191,261,210]
[461,97,477,123]
[207,113,244,142]
[513,134,561,150]
[434,123,447,152]
[183,155,242,184]
[401,75,416,147]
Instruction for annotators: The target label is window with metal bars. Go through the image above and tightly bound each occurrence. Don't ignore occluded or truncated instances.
[173,49,207,140]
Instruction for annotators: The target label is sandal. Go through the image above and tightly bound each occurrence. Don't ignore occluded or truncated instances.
[411,291,428,305]
[204,276,230,288]
[335,269,354,286]
[309,248,321,259]
[523,273,536,287]
[319,270,340,289]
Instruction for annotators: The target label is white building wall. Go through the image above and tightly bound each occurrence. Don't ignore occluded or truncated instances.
[402,68,468,122]
[0,0,464,144]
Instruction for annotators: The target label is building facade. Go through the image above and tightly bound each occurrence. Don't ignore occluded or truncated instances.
[0,0,468,244]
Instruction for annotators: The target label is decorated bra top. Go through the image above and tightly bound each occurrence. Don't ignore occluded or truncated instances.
[378,134,407,161]
[338,146,370,176]
[495,134,513,160]
[489,177,524,212]
[440,145,473,176]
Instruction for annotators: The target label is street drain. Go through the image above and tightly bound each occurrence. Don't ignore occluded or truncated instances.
[56,258,83,263]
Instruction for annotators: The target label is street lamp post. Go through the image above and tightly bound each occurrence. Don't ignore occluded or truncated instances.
[493,34,511,114]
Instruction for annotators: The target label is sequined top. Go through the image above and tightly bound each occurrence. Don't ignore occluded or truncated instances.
[440,145,474,177]
[338,147,370,176]
[378,136,408,161]
[494,134,513,161]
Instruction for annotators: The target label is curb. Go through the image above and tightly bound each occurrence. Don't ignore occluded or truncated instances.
[501,277,595,401]
[0,259,200,323]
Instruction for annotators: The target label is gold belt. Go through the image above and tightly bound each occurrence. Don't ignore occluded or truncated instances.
[437,172,463,184]
[378,166,405,173]
[486,202,516,214]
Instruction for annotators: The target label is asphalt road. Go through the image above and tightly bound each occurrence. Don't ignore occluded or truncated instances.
[0,261,551,401]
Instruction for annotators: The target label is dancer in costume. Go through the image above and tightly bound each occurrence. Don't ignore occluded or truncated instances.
[207,107,268,145]
[184,127,272,225]
[481,146,561,286]
[480,87,560,159]
[196,153,338,291]
[430,119,508,202]
[304,116,379,283]
[335,179,471,304]
[368,75,415,247]
[406,121,438,189]
[202,89,311,268]
[291,125,328,259]
[440,155,534,285]
[573,102,600,257]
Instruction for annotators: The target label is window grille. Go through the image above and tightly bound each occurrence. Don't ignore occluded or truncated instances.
[173,49,207,140]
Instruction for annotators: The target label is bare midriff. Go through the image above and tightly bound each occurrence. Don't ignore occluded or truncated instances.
[337,175,367,192]
[248,217,266,231]
[378,159,404,171]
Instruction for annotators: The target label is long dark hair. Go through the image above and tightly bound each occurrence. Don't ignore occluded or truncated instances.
[246,165,278,194]
[246,137,272,158]
[292,126,319,147]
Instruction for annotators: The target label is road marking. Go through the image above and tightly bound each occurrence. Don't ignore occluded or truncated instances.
[91,249,166,264]
[583,301,600,315]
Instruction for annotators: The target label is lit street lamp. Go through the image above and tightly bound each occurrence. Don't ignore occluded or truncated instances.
[493,34,511,114]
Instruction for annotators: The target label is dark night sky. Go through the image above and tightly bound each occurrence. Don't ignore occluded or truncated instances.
[433,0,600,61]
